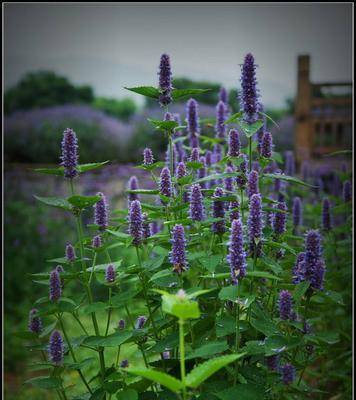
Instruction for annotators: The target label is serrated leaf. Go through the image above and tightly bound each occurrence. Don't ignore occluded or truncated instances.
[293,281,310,306]
[25,376,62,390]
[148,118,178,131]
[171,88,210,101]
[84,331,132,347]
[185,353,245,388]
[126,189,160,195]
[67,195,101,209]
[116,389,138,400]
[124,86,160,99]
[162,294,200,320]
[237,119,264,138]
[34,195,73,211]
[32,166,65,176]
[223,112,243,125]
[77,161,110,173]
[125,368,183,392]
[185,341,229,360]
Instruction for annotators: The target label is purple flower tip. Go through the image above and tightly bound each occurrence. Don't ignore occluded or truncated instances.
[159,167,173,201]
[227,218,247,284]
[186,98,200,148]
[60,128,79,179]
[228,129,241,157]
[120,359,129,368]
[49,270,62,302]
[128,200,143,246]
[143,148,154,165]
[94,192,109,231]
[281,363,295,385]
[278,290,292,320]
[48,330,64,365]
[28,309,43,334]
[170,224,188,273]
[292,197,303,227]
[176,162,187,180]
[189,184,205,221]
[158,53,172,106]
[92,235,102,248]
[65,243,76,262]
[247,170,259,199]
[135,315,147,329]
[128,176,140,203]
[118,319,126,330]
[212,187,226,234]
[272,200,288,236]
[105,264,116,283]
[240,53,259,123]
[261,131,273,158]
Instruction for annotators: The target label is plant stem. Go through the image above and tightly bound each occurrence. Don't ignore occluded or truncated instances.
[72,312,89,336]
[248,137,252,172]
[105,287,112,336]
[179,319,187,400]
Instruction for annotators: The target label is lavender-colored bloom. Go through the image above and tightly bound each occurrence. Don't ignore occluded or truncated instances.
[150,221,162,235]
[164,112,173,121]
[240,53,259,123]
[55,265,65,289]
[49,270,62,302]
[229,200,240,221]
[292,252,306,284]
[321,198,332,231]
[189,147,200,162]
[302,230,326,290]
[105,264,116,283]
[189,184,205,221]
[127,176,140,203]
[48,330,64,365]
[128,200,143,246]
[292,197,303,227]
[176,162,187,180]
[266,355,279,371]
[343,181,351,202]
[118,319,126,330]
[169,224,188,273]
[186,98,200,148]
[311,258,326,290]
[236,154,248,188]
[261,131,273,158]
[28,309,42,334]
[224,166,234,193]
[159,167,173,200]
[301,160,309,182]
[205,150,213,166]
[94,192,109,231]
[228,129,240,157]
[143,148,154,165]
[272,200,288,236]
[212,187,226,234]
[213,143,223,163]
[278,290,292,320]
[247,170,259,199]
[65,243,76,262]
[281,364,295,385]
[60,128,78,179]
[142,212,151,239]
[227,218,247,284]
[92,235,102,248]
[158,53,172,106]
[162,351,170,360]
[219,87,228,105]
[135,315,147,329]
[284,151,295,176]
[273,171,282,193]
[252,161,260,172]
[248,193,263,255]
[120,359,129,368]
[215,101,227,140]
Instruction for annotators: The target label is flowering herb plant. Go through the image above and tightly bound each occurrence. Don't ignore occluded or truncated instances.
[20,53,352,400]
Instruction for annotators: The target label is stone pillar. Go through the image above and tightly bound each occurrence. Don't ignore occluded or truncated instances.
[295,55,312,162]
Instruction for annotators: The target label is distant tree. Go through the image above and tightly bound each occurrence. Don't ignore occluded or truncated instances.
[93,97,137,122]
[4,71,94,114]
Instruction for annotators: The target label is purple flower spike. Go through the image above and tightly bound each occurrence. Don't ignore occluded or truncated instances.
[94,192,109,231]
[227,218,247,284]
[162,350,170,360]
[322,198,332,231]
[158,53,172,106]
[284,151,295,176]
[143,148,154,165]
[311,258,326,290]
[278,290,292,320]
[135,315,147,329]
[247,170,259,199]
[292,252,306,284]
[128,200,143,246]
[266,355,279,371]
[292,197,303,227]
[127,176,140,203]
[224,166,234,193]
[159,167,173,201]
[343,181,351,202]
[281,364,295,385]
[186,98,200,148]
[236,154,248,188]
[92,235,102,249]
[142,212,151,239]
[228,129,241,157]
[28,309,43,334]
[205,150,213,166]
[150,221,162,235]
[176,162,187,181]
[189,147,200,162]
[118,319,126,330]
[60,128,78,179]
[212,187,226,234]
[219,87,228,105]
[189,184,205,222]
[240,53,259,123]
[213,144,222,163]
[303,229,326,290]
[120,359,129,368]
[170,224,188,274]
[215,101,227,140]
[105,264,116,283]
[48,330,64,365]
[229,200,240,221]
[49,270,62,302]
[164,112,173,121]
[261,131,273,158]
[248,193,263,256]
[272,200,288,236]
[65,243,76,262]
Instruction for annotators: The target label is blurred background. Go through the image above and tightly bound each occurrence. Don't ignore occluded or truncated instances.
[3,3,352,399]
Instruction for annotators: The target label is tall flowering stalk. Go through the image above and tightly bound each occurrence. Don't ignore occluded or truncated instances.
[248,193,263,256]
[186,98,200,148]
[60,128,79,179]
[247,170,259,199]
[128,200,143,246]
[240,53,259,124]
[272,200,288,236]
[212,187,226,234]
[94,192,109,231]
[215,101,227,142]
[228,129,241,157]
[48,330,64,365]
[159,167,173,201]
[158,53,172,107]
[49,270,62,302]
[65,243,76,262]
[143,148,154,166]
[28,309,42,334]
[170,224,188,273]
[128,176,140,203]
[261,131,273,158]
[227,218,247,284]
[189,184,205,222]
[292,197,303,229]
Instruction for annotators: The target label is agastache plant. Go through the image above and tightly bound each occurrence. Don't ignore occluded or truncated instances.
[24,52,349,400]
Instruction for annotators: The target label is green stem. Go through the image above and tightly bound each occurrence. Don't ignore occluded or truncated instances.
[169,131,174,178]
[179,319,187,400]
[105,288,112,336]
[72,312,89,336]
[125,304,135,329]
[248,137,252,172]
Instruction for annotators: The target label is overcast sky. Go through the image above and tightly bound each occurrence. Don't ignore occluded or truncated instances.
[4,3,353,108]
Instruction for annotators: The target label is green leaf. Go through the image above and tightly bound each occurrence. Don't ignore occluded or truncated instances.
[32,166,65,176]
[293,281,310,306]
[34,195,73,211]
[125,368,183,392]
[67,195,101,209]
[186,341,229,360]
[84,331,132,347]
[126,189,160,195]
[259,111,280,129]
[65,357,96,371]
[172,88,210,101]
[116,389,138,400]
[219,286,238,301]
[185,354,246,388]
[215,384,265,400]
[39,321,57,338]
[223,111,243,125]
[247,271,282,281]
[162,293,200,320]
[147,118,178,131]
[25,376,62,390]
[124,86,160,99]
[77,161,110,173]
[237,119,264,138]
[13,331,38,340]
[263,173,316,188]
[195,172,237,185]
